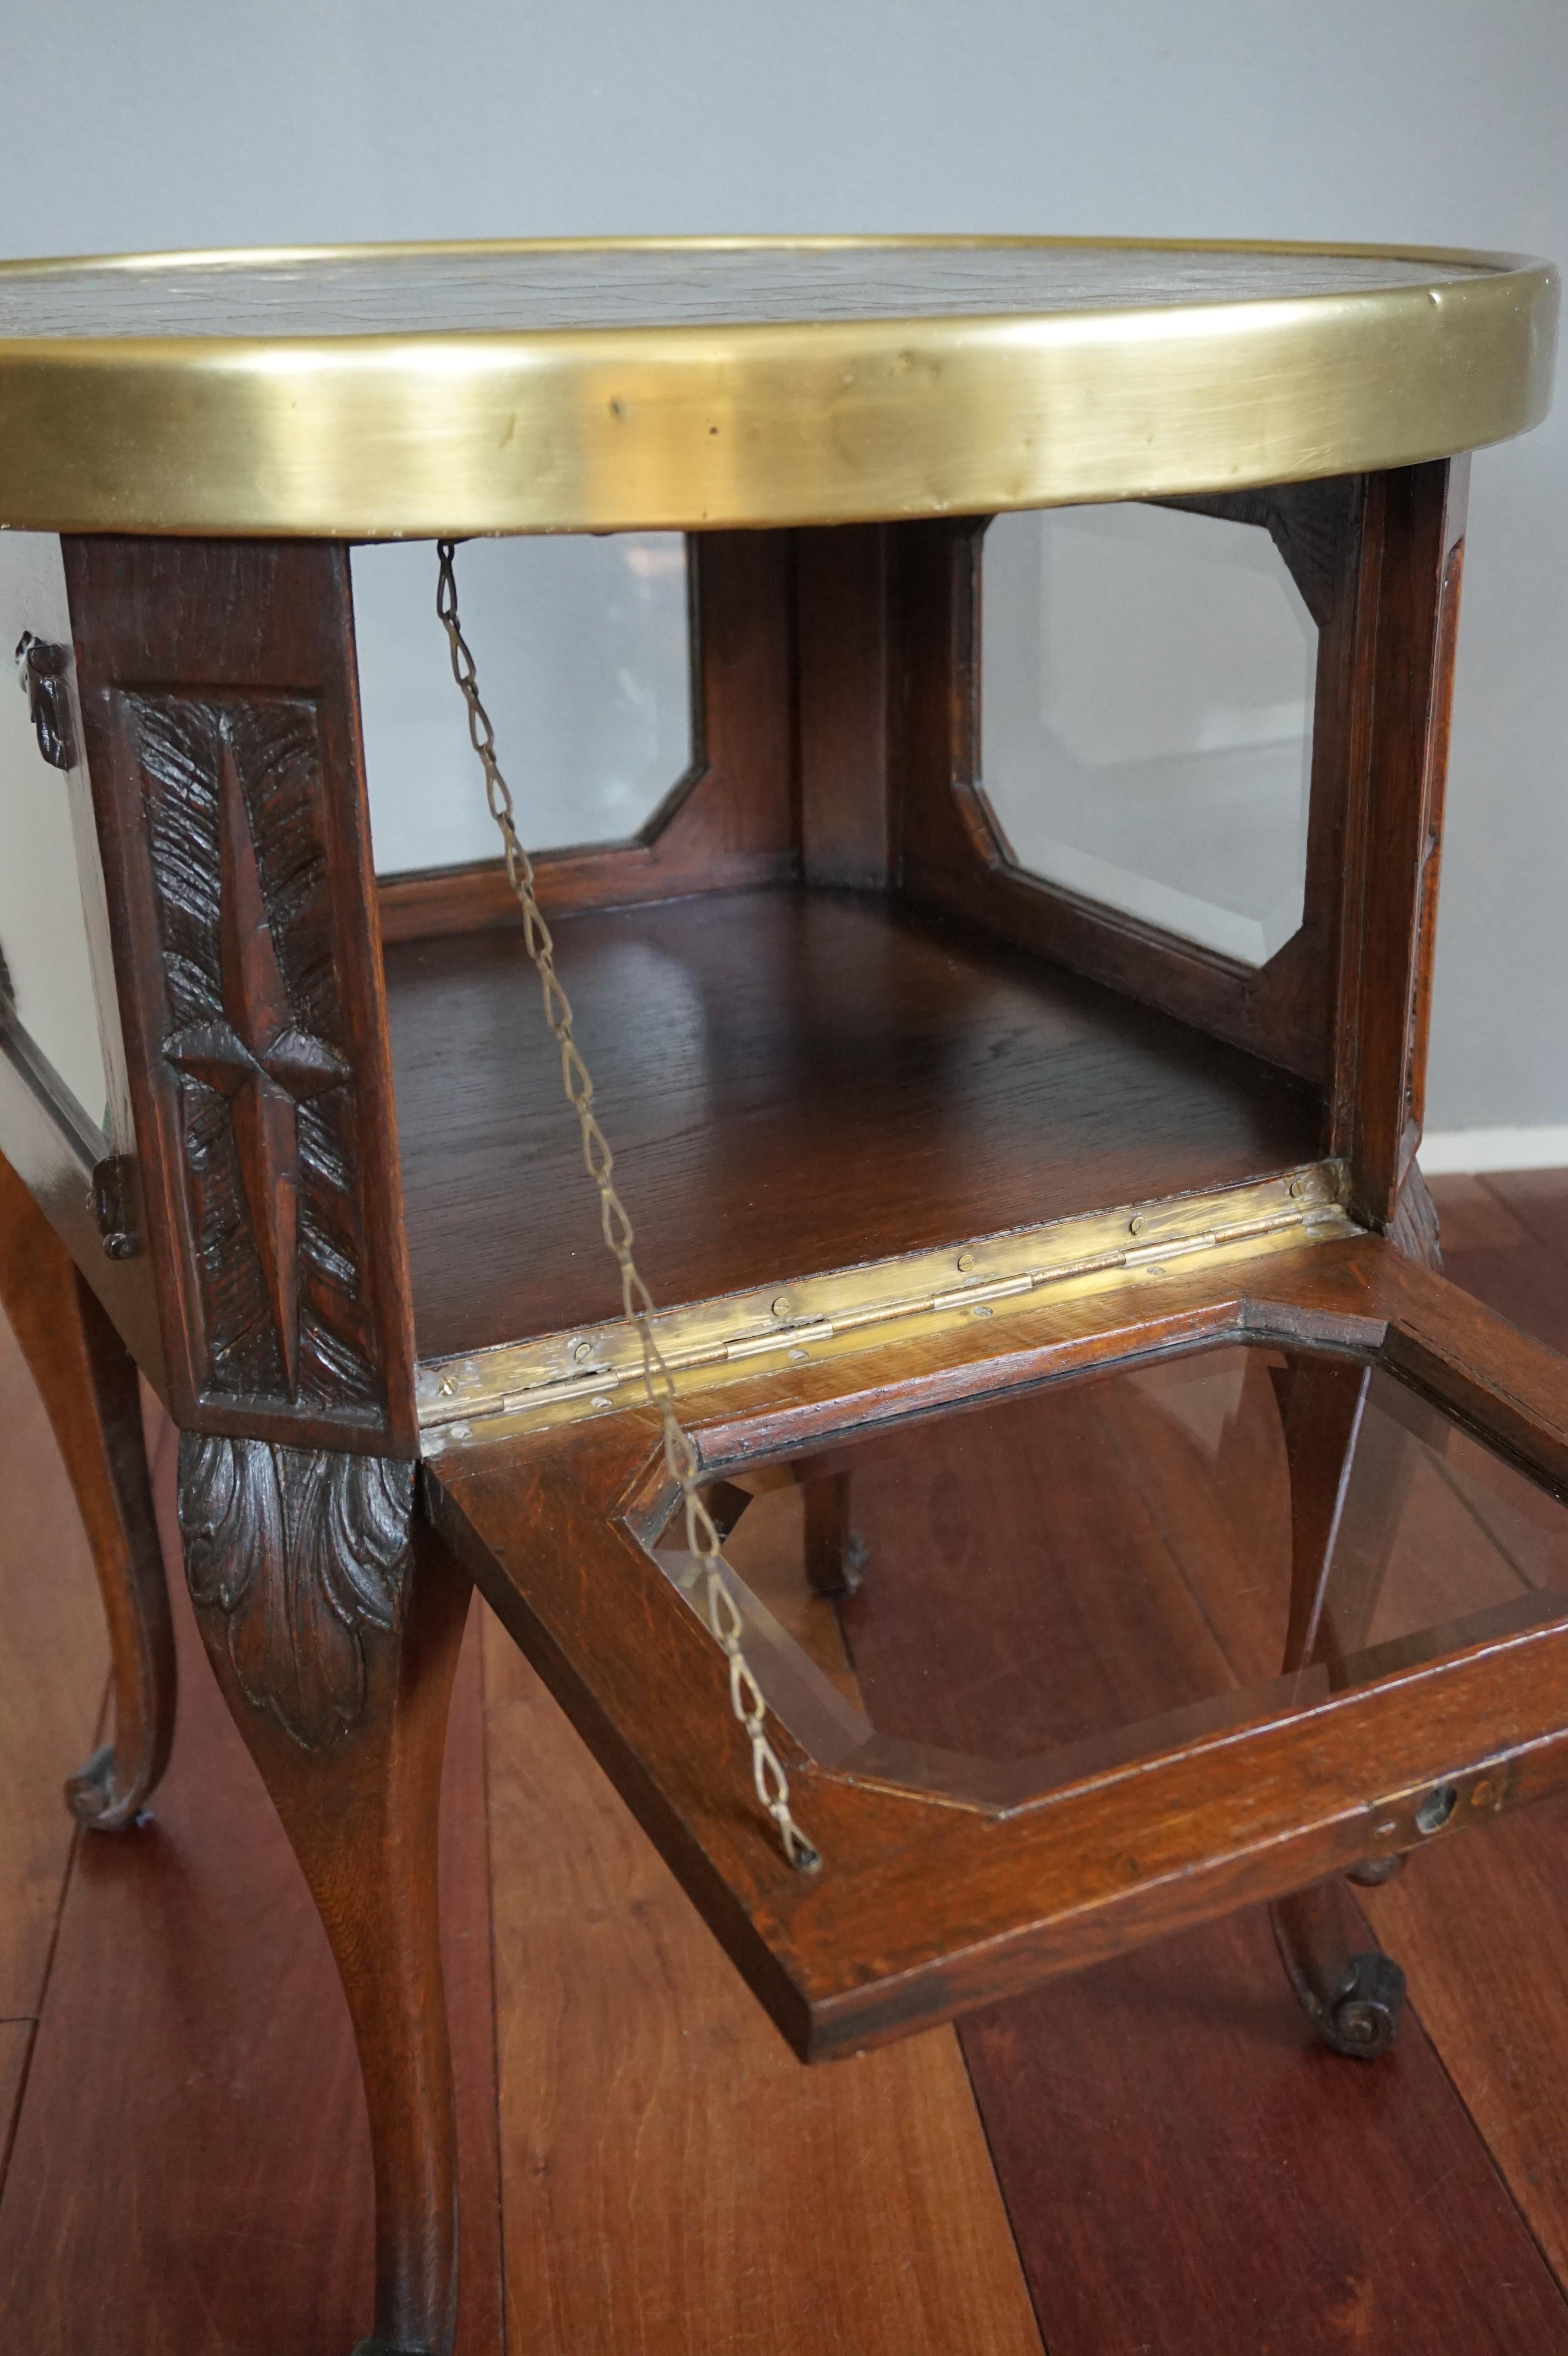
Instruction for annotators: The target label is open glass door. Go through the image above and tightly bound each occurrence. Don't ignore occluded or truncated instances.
[425,1214,1568,2058]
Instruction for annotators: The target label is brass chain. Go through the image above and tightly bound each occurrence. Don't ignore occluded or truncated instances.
[435,542,820,1875]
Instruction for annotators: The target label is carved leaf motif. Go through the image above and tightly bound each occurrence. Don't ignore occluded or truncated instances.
[178,1432,414,1751]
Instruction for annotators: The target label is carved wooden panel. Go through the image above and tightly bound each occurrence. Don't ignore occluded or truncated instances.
[179,1431,414,1751]
[133,691,376,1408]
[64,538,417,1455]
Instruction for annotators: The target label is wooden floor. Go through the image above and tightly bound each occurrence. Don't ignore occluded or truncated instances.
[6,1169,1568,2352]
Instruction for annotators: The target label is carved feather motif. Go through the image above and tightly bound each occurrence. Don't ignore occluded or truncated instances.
[179,1432,414,1751]
[128,690,383,1414]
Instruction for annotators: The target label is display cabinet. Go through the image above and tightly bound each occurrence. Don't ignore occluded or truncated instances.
[0,235,1560,2355]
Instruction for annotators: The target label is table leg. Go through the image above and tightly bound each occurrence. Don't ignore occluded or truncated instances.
[177,1431,468,2356]
[1267,1353,1409,2057]
[0,1148,175,1829]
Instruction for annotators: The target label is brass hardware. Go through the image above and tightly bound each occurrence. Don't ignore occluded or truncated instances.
[419,1162,1353,1445]
[771,1295,791,1317]
[0,238,1553,536]
[956,1251,976,1271]
[14,632,76,770]
[1124,1231,1217,1268]
[89,1154,140,1260]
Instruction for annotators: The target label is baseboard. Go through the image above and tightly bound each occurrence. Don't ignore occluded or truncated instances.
[1419,1125,1568,1175]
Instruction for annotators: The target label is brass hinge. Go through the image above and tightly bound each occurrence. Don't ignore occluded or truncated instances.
[418,1160,1354,1450]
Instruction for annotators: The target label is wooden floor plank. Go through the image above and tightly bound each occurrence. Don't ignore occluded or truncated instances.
[835,1381,1239,1757]
[1437,1241,1568,1356]
[0,1305,107,2027]
[1476,1171,1568,1270]
[0,1438,504,2356]
[1422,1172,1532,1255]
[1433,1171,1568,1356]
[481,1614,1042,2356]
[1361,1796,1568,2290]
[963,1902,1568,2356]
[0,2023,30,2183]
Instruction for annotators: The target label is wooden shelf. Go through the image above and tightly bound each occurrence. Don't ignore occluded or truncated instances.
[385,886,1322,1362]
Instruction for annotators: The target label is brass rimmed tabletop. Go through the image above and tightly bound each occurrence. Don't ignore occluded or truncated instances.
[0,235,1555,538]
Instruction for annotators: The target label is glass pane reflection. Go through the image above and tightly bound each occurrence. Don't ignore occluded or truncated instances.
[981,503,1317,968]
[650,1347,1568,1808]
[0,533,112,1131]
[354,533,693,876]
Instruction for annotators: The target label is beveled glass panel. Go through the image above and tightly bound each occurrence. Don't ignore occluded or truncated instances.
[981,503,1317,968]
[353,533,693,876]
[0,532,113,1131]
[648,1346,1568,1809]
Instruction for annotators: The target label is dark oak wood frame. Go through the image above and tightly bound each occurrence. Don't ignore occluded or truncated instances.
[0,452,1543,2355]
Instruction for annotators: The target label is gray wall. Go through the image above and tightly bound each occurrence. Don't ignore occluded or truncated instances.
[3,0,1563,1133]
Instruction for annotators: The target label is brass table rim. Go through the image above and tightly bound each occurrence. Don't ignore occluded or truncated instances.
[0,234,1555,538]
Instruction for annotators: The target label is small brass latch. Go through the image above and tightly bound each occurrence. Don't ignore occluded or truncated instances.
[14,633,77,772]
[90,1155,141,1260]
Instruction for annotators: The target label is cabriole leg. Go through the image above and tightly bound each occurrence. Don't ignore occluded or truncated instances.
[1267,1353,1408,2058]
[177,1431,468,2356]
[0,1148,175,1828]
[1271,1878,1407,2059]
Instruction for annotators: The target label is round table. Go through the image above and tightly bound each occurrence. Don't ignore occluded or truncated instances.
[0,235,1559,2356]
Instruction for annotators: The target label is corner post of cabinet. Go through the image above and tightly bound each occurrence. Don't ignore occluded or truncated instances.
[1329,456,1470,1233]
[885,514,988,898]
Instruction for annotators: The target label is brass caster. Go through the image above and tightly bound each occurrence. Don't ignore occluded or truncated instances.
[1320,1951,1407,2060]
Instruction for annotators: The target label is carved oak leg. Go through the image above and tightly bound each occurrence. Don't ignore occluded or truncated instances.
[1271,1880,1407,2058]
[1267,1355,1408,2057]
[0,1149,175,1828]
[178,1434,468,2356]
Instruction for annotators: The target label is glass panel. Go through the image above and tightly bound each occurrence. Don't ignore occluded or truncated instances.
[352,534,693,876]
[0,532,112,1131]
[646,1346,1568,1809]
[981,503,1317,968]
